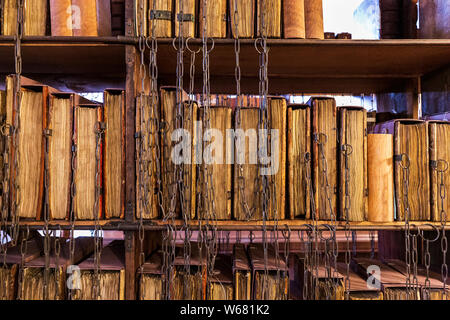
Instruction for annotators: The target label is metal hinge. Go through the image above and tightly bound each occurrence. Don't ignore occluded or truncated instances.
[177,13,194,22]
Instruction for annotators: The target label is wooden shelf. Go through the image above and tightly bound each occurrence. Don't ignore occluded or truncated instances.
[10,219,449,231]
[156,38,450,94]
[1,37,449,94]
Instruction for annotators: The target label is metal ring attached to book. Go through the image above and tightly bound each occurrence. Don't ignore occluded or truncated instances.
[399,153,410,169]
[186,37,201,54]
[436,159,449,173]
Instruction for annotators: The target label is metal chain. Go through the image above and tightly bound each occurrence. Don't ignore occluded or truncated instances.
[92,121,104,300]
[43,122,52,300]
[435,159,448,300]
[200,0,218,294]
[256,0,271,300]
[68,102,77,299]
[10,0,25,247]
[17,225,28,300]
[54,226,61,300]
[342,143,353,300]
[418,224,440,300]
[400,153,412,298]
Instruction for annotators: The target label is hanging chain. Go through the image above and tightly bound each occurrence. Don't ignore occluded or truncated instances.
[200,0,218,292]
[92,120,104,300]
[342,143,353,300]
[400,153,412,298]
[418,224,440,300]
[53,226,61,300]
[16,225,28,300]
[304,153,319,299]
[43,121,52,300]
[10,0,25,247]
[234,0,255,221]
[256,0,271,300]
[370,231,375,259]
[435,159,448,300]
[410,225,419,298]
[68,100,77,299]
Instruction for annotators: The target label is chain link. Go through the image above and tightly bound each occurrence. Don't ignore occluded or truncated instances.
[342,143,353,300]
[400,153,412,298]
[68,99,77,298]
[43,123,52,300]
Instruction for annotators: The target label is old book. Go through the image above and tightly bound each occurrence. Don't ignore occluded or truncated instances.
[338,107,368,222]
[256,0,281,38]
[229,0,254,38]
[19,237,94,300]
[160,88,196,220]
[104,90,125,219]
[374,120,430,221]
[135,0,148,36]
[0,90,6,197]
[248,244,288,300]
[428,121,450,222]
[233,244,251,300]
[174,0,196,38]
[267,97,286,220]
[335,262,383,300]
[140,251,164,300]
[304,0,324,39]
[48,93,74,220]
[384,259,449,300]
[172,245,206,300]
[198,106,232,220]
[208,255,233,300]
[2,0,47,36]
[199,0,227,38]
[74,103,103,220]
[367,134,394,222]
[0,240,41,300]
[309,97,337,220]
[70,0,112,36]
[148,0,173,37]
[419,0,449,39]
[352,258,420,300]
[72,240,125,300]
[233,107,261,221]
[49,0,73,36]
[283,0,305,38]
[135,95,159,219]
[287,104,310,219]
[6,75,47,219]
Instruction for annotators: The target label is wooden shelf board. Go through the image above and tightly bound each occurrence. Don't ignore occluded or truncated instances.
[0,37,448,93]
[10,219,448,231]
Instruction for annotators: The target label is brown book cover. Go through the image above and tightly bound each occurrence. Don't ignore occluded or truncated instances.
[48,93,75,220]
[174,0,196,38]
[139,250,164,300]
[70,0,112,36]
[367,134,394,222]
[233,244,251,300]
[428,121,450,222]
[73,102,103,220]
[257,0,281,38]
[103,90,125,219]
[198,106,232,220]
[208,254,233,300]
[374,119,430,221]
[6,75,49,220]
[229,0,255,38]
[309,97,337,221]
[287,104,310,219]
[50,0,73,36]
[283,0,305,39]
[148,0,173,38]
[304,0,324,39]
[199,0,227,38]
[338,106,368,222]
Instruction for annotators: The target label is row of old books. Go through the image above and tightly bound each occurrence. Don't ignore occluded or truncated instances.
[0,238,125,300]
[141,89,450,222]
[0,76,125,220]
[0,0,124,36]
[136,0,326,39]
[297,257,449,300]
[139,243,288,300]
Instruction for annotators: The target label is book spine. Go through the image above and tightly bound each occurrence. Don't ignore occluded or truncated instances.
[148,0,173,38]
[304,0,324,39]
[174,0,196,38]
[199,0,227,38]
[257,0,281,38]
[283,0,305,39]
[229,0,254,39]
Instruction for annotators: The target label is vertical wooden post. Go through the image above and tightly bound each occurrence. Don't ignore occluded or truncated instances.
[406,76,421,119]
[124,0,137,300]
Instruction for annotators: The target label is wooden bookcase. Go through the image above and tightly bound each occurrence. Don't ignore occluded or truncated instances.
[0,0,449,300]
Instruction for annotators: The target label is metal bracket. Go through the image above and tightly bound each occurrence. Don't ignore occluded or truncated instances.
[150,10,172,21]
[177,13,194,22]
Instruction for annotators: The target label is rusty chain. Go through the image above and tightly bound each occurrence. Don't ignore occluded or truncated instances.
[342,143,353,300]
